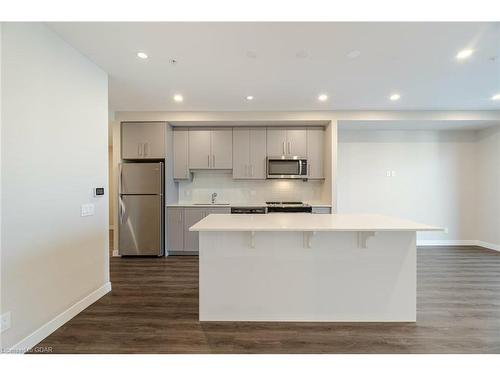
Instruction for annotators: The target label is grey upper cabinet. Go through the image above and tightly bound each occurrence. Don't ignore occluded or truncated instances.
[188,129,232,170]
[233,128,266,179]
[266,128,287,156]
[211,129,233,169]
[306,128,325,179]
[249,129,267,178]
[266,128,306,157]
[121,122,166,159]
[173,129,190,180]
[188,129,211,169]
[233,129,250,178]
[166,207,184,252]
[286,128,307,157]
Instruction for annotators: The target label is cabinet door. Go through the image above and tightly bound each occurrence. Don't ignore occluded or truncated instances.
[183,208,205,252]
[188,129,211,169]
[205,207,231,215]
[286,128,307,157]
[141,122,166,158]
[266,128,287,156]
[211,129,233,169]
[249,128,267,179]
[121,122,144,159]
[232,129,250,178]
[166,207,184,252]
[122,122,166,159]
[306,128,324,179]
[173,129,189,179]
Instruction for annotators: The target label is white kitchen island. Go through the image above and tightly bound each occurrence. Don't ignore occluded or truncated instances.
[190,213,441,322]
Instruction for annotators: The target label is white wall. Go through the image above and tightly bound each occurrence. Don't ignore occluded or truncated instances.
[1,23,109,350]
[337,130,479,243]
[476,125,500,249]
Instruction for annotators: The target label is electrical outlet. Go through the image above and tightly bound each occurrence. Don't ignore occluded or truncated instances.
[386,171,391,177]
[391,170,396,177]
[1,311,11,332]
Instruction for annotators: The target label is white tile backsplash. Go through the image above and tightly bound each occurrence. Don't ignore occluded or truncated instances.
[178,171,324,204]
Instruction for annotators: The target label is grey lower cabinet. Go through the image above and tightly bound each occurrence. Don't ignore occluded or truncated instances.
[166,206,230,254]
[183,208,206,252]
[166,207,184,252]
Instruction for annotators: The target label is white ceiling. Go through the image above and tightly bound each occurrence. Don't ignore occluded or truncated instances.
[49,22,500,112]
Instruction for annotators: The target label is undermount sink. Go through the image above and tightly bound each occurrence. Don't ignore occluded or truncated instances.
[193,203,230,206]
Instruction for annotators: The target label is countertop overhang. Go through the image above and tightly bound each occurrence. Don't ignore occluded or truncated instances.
[189,213,443,232]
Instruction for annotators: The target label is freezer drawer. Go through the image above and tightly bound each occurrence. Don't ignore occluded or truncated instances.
[119,195,163,256]
[120,162,163,194]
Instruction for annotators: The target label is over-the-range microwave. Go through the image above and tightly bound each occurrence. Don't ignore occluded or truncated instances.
[266,156,308,179]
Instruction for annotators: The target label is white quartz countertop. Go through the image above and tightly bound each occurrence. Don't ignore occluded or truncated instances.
[167,202,332,208]
[189,213,442,232]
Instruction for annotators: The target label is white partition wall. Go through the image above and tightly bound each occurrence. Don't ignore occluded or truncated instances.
[1,23,109,351]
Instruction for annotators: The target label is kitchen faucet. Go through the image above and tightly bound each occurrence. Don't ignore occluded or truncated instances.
[211,192,217,204]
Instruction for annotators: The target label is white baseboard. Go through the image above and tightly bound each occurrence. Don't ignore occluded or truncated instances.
[418,239,500,252]
[8,282,112,354]
[112,250,120,257]
[417,240,477,247]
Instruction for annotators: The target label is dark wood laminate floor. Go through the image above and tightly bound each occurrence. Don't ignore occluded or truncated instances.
[34,246,500,353]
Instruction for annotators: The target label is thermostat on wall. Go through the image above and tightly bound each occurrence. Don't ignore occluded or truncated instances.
[94,187,105,197]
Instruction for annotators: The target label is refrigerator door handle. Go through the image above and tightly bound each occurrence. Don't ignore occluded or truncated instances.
[119,196,125,224]
[118,162,123,195]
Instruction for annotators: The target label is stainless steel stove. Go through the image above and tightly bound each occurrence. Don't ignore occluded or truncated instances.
[265,201,312,213]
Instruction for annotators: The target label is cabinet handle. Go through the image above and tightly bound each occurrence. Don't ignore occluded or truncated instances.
[207,154,210,168]
[138,143,142,157]
[282,141,286,155]
[213,154,215,168]
[245,164,248,177]
[144,143,149,157]
[251,165,254,177]
[288,142,291,155]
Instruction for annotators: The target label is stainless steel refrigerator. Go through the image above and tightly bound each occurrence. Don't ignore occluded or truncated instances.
[119,162,164,256]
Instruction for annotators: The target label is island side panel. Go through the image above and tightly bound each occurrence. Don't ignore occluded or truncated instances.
[199,230,416,322]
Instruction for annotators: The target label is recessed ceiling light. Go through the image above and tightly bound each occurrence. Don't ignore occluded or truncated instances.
[173,94,183,103]
[389,93,401,101]
[456,49,473,60]
[492,93,500,101]
[137,52,148,59]
[246,95,254,101]
[318,94,328,102]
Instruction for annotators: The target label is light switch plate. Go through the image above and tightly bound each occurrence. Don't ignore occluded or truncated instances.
[81,203,95,217]
[1,311,11,332]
